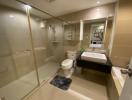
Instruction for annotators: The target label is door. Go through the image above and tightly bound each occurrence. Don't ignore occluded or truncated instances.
[119,58,132,100]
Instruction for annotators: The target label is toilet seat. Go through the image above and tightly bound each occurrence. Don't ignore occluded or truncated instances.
[61,59,73,70]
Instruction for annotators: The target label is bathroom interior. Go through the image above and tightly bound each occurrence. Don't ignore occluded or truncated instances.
[0,0,132,100]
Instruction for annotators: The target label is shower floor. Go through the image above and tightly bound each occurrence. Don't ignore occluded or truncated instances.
[0,61,60,100]
[25,75,108,100]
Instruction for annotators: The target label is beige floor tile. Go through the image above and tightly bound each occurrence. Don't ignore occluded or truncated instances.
[26,75,108,100]
[70,76,108,100]
[0,61,59,100]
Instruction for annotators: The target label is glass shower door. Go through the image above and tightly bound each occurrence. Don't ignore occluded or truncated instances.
[29,8,65,83]
[0,0,39,100]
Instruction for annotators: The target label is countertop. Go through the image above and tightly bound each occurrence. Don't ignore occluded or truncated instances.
[111,66,128,96]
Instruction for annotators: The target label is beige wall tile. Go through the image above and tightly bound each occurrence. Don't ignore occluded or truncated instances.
[111,0,132,67]
[0,56,16,87]
[112,45,132,57]
[30,17,47,48]
[13,51,35,78]
[35,49,47,67]
[0,6,32,87]
[60,3,115,22]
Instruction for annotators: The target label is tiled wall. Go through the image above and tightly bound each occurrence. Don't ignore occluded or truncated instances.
[64,21,113,54]
[46,19,65,63]
[0,5,57,87]
[0,6,34,87]
[60,1,132,68]
[111,0,132,68]
[30,16,49,68]
[60,3,115,22]
[62,3,115,55]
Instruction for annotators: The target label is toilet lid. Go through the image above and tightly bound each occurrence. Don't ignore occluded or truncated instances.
[61,59,73,69]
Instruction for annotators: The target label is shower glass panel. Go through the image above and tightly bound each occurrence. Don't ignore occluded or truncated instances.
[29,8,65,83]
[0,0,39,100]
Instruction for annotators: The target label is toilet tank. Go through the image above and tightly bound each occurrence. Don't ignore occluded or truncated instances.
[67,51,77,60]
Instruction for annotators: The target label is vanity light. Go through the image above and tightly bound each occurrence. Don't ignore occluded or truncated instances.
[80,20,84,41]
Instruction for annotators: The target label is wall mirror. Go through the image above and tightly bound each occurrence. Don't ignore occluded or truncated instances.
[89,23,105,48]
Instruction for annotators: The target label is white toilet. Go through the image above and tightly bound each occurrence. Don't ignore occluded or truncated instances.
[61,51,77,78]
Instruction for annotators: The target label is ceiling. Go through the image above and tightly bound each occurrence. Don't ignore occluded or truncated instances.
[21,0,117,16]
[0,0,51,19]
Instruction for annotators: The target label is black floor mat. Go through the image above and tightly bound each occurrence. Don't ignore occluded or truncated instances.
[50,75,72,90]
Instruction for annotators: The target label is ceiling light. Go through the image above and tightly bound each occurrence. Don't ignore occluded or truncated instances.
[40,21,46,28]
[97,1,100,4]
[9,15,14,18]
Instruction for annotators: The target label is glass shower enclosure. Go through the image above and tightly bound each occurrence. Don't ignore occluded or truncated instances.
[0,0,65,100]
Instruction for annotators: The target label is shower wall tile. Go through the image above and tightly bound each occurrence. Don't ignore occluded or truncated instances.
[0,6,32,87]
[30,17,47,48]
[35,49,47,67]
[3,9,32,53]
[0,4,64,90]
[13,51,35,78]
[0,19,12,57]
[0,56,16,87]
[46,19,65,62]
[0,6,40,82]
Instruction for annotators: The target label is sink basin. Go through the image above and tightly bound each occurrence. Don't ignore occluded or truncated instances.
[81,52,107,64]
